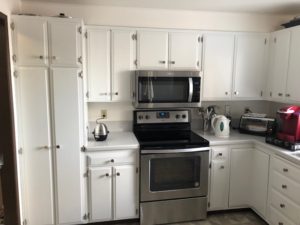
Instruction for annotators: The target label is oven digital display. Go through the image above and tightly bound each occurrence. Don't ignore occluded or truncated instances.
[157,112,170,119]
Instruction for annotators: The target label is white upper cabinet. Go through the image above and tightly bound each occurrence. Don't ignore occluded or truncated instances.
[111,29,137,102]
[48,20,83,67]
[267,30,291,101]
[233,34,268,99]
[13,16,48,66]
[86,28,111,102]
[169,32,201,70]
[137,30,169,70]
[202,33,235,100]
[286,27,300,102]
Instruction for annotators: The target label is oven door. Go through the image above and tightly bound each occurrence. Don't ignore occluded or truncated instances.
[140,148,209,202]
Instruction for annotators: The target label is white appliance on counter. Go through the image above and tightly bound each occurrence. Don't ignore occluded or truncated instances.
[211,115,230,138]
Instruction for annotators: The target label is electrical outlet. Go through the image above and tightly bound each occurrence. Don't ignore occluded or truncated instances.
[101,110,107,119]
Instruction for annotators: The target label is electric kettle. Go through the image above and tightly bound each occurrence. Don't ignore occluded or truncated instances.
[93,119,109,141]
[211,115,230,138]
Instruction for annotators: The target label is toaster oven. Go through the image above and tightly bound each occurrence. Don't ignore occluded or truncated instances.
[239,115,276,136]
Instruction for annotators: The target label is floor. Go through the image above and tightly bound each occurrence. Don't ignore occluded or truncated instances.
[114,210,267,225]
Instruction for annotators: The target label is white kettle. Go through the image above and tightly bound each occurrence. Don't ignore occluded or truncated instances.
[211,115,230,138]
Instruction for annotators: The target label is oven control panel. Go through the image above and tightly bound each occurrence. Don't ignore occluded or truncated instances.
[135,110,190,124]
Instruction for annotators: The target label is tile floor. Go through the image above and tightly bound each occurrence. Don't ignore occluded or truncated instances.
[114,210,267,225]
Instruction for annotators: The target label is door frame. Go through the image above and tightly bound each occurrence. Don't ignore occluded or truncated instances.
[0,11,21,225]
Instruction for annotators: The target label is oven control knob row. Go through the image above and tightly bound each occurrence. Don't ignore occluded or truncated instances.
[138,115,143,120]
[145,115,150,120]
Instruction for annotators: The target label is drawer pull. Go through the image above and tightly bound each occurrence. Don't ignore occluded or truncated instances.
[280,203,285,208]
[282,184,287,189]
[283,168,288,172]
[278,222,284,225]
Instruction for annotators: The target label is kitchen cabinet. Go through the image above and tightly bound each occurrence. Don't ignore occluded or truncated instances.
[87,149,138,223]
[285,26,300,102]
[267,30,291,101]
[232,34,268,100]
[202,33,235,100]
[12,15,83,67]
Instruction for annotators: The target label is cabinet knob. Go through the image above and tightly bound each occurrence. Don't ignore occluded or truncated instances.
[116,172,120,176]
[286,94,290,97]
[282,184,287,189]
[218,153,223,156]
[105,173,109,177]
[234,91,239,95]
[220,165,225,169]
[114,92,118,96]
[56,145,60,149]
[283,168,288,172]
[280,203,285,208]
[159,60,166,64]
[225,92,228,95]
[278,93,283,97]
[170,61,175,64]
[110,159,115,163]
[52,56,57,60]
[39,55,44,60]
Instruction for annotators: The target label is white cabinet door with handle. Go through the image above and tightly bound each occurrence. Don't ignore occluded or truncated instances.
[169,32,201,70]
[114,165,138,220]
[137,30,168,70]
[51,68,84,224]
[17,67,54,225]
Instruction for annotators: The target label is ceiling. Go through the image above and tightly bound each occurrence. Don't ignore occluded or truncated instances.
[21,0,300,15]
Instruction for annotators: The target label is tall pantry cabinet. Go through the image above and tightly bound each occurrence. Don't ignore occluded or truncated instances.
[12,15,86,225]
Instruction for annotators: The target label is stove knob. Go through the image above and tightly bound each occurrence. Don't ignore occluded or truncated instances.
[145,115,150,120]
[182,114,186,119]
[176,114,180,119]
[138,115,143,120]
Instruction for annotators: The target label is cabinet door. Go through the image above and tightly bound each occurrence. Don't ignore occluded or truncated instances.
[13,16,48,66]
[229,148,253,207]
[251,149,269,218]
[169,32,201,70]
[286,27,300,102]
[268,30,290,101]
[48,20,82,67]
[86,28,111,101]
[202,33,235,100]
[51,68,84,224]
[114,165,138,220]
[137,31,168,69]
[89,167,113,222]
[18,68,54,225]
[111,29,136,102]
[233,34,268,99]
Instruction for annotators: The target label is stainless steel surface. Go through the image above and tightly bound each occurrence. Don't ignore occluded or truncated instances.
[140,197,207,225]
[141,147,210,154]
[188,77,193,102]
[136,110,189,124]
[93,121,109,141]
[140,151,209,202]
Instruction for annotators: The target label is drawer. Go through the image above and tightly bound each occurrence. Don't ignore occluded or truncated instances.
[272,157,300,183]
[269,206,296,225]
[270,189,300,224]
[212,147,229,161]
[87,149,137,166]
[271,171,300,205]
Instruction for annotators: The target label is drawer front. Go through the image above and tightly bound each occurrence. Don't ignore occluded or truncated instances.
[270,189,300,224]
[269,206,296,225]
[271,171,300,205]
[272,157,300,183]
[87,150,137,166]
[212,147,229,161]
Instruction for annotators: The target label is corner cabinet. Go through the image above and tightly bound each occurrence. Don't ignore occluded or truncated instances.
[87,149,139,223]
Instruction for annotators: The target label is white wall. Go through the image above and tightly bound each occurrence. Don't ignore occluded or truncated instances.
[21,1,291,32]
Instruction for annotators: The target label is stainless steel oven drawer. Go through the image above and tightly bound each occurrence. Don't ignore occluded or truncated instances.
[140,197,207,225]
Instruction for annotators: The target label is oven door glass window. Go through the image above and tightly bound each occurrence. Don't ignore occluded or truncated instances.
[138,77,189,103]
[150,156,201,191]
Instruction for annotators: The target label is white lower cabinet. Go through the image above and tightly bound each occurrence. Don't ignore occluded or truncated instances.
[87,150,139,223]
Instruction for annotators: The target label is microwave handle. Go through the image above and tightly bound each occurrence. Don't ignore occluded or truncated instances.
[188,77,193,102]
[150,79,154,102]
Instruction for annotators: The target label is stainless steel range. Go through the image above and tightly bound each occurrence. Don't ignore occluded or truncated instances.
[133,109,210,225]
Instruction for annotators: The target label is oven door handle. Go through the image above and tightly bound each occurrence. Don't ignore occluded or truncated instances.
[141,147,210,154]
[188,77,193,102]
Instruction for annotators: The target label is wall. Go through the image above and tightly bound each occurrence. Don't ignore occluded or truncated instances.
[0,0,20,16]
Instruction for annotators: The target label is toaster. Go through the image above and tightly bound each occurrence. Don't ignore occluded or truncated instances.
[239,115,276,136]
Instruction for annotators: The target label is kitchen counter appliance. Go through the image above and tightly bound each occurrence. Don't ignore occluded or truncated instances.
[133,109,209,225]
[92,119,109,141]
[132,70,201,108]
[239,114,276,136]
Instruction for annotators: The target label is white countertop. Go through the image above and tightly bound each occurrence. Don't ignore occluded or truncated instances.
[87,132,139,151]
[194,130,300,166]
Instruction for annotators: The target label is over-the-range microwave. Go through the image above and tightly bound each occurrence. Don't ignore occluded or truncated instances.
[132,70,201,108]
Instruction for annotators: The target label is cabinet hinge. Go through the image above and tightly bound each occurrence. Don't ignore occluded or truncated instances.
[22,219,28,225]
[198,36,203,43]
[83,213,90,220]
[209,163,211,169]
[197,61,200,67]
[78,56,83,64]
[132,33,137,40]
[270,92,272,97]
[84,170,89,178]
[18,148,23,155]
[84,31,88,39]
[13,70,18,78]
[12,54,17,63]
[208,202,210,208]
[10,22,15,30]
[78,71,83,79]
[136,167,139,173]
[264,38,267,45]
[134,59,138,66]
[86,91,89,98]
[260,91,263,97]
[136,208,139,215]
[81,145,86,152]
[78,26,82,34]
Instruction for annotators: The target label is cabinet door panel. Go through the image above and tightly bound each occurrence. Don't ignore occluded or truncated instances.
[87,28,111,101]
[51,68,83,224]
[111,29,136,102]
[233,34,268,99]
[203,33,234,100]
[13,16,48,66]
[114,165,138,220]
[48,20,82,67]
[18,68,54,225]
[137,31,168,69]
[89,167,113,222]
[169,32,200,70]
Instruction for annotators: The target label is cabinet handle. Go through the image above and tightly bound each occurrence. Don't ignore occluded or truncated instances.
[234,91,239,95]
[105,173,109,177]
[170,61,175,64]
[78,56,83,64]
[110,159,115,163]
[39,55,44,60]
[39,145,51,150]
[220,165,225,169]
[114,92,118,96]
[99,93,108,96]
[280,203,285,208]
[116,172,120,176]
[218,153,223,156]
[278,93,283,97]
[282,184,287,189]
[286,94,290,97]
[283,168,288,172]
[159,60,166,64]
[56,145,60,149]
